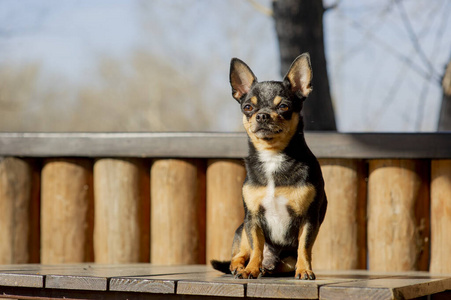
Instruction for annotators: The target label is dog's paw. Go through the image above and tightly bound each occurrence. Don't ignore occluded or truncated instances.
[234,267,261,279]
[295,269,316,280]
[230,265,245,276]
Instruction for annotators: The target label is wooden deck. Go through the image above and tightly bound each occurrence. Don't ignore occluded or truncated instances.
[0,264,450,300]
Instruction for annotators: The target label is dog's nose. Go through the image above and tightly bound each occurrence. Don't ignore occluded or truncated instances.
[256,113,270,123]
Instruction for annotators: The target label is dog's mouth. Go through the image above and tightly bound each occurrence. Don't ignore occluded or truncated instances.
[252,124,283,139]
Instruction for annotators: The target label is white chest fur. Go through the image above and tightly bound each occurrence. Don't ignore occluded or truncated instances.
[259,151,291,245]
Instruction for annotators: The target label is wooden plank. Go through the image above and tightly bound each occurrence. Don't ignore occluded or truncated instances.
[93,158,150,263]
[110,270,221,294]
[0,158,34,264]
[314,159,367,270]
[0,264,213,292]
[109,277,175,294]
[430,160,451,273]
[367,159,430,271]
[320,276,451,300]
[175,274,245,298]
[1,132,451,159]
[41,159,94,264]
[246,270,393,299]
[0,272,43,288]
[206,159,245,262]
[151,159,206,265]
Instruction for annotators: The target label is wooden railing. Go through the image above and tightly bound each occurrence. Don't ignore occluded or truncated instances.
[0,132,450,273]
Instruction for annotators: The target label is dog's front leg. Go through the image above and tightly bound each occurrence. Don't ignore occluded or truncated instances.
[237,223,264,279]
[295,222,318,280]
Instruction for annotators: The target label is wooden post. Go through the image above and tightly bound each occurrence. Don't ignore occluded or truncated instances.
[93,158,150,263]
[314,159,367,270]
[430,160,451,273]
[0,158,35,264]
[41,159,94,264]
[367,159,429,271]
[151,159,206,265]
[206,159,246,262]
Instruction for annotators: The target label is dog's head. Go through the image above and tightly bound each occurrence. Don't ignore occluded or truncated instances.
[230,53,313,152]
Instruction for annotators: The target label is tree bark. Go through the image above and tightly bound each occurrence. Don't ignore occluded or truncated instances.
[438,60,451,130]
[273,0,336,130]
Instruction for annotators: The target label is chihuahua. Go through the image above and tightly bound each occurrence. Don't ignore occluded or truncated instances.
[211,53,327,280]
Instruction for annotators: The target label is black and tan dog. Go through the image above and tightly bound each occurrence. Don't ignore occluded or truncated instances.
[211,53,327,280]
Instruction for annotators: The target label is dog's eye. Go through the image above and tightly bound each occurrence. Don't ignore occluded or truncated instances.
[279,104,289,111]
[243,104,253,112]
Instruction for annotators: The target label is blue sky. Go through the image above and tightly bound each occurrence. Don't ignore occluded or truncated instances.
[0,0,450,131]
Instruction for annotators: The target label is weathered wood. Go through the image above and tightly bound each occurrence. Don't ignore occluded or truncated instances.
[430,160,451,273]
[206,159,245,262]
[41,159,94,264]
[367,160,430,271]
[151,159,206,264]
[1,132,451,159]
[0,273,43,288]
[0,265,450,299]
[320,276,451,300]
[0,158,34,264]
[314,159,367,270]
[93,158,150,263]
[110,277,175,294]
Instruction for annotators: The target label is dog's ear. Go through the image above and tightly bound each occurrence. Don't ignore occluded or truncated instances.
[230,58,257,102]
[284,53,313,98]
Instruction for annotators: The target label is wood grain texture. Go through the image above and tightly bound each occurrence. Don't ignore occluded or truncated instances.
[2,132,451,159]
[430,160,451,273]
[41,159,94,264]
[110,277,175,293]
[93,158,150,263]
[151,159,206,265]
[206,159,245,262]
[0,158,34,264]
[0,273,43,288]
[314,159,367,270]
[367,159,430,271]
[320,276,451,300]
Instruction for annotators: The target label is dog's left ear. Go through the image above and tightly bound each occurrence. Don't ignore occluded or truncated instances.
[230,58,257,102]
[283,53,313,98]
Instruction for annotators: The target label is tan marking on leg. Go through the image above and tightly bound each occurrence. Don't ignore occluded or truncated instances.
[295,223,315,280]
[230,228,250,274]
[243,226,265,278]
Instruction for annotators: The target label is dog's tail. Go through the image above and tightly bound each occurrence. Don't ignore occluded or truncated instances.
[210,260,231,274]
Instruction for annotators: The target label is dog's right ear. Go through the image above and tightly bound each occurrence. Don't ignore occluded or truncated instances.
[230,58,257,102]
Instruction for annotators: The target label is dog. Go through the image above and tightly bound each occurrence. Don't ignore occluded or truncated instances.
[211,53,327,280]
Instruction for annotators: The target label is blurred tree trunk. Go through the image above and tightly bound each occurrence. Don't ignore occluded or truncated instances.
[273,0,336,131]
[438,60,451,131]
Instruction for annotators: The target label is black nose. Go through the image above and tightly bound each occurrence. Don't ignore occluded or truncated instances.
[256,113,270,123]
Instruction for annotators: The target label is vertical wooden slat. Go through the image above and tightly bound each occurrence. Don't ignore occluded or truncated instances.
[206,159,245,262]
[314,159,367,270]
[367,159,429,271]
[0,158,34,264]
[430,159,451,273]
[28,160,41,263]
[151,159,206,265]
[93,158,150,263]
[41,159,94,264]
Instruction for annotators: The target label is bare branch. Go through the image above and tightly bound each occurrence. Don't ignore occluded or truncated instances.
[395,0,439,80]
[248,0,273,17]
[324,0,341,12]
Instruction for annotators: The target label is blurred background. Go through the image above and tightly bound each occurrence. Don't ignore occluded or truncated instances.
[0,0,450,132]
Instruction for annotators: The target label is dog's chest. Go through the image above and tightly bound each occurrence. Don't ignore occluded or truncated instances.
[259,151,291,245]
